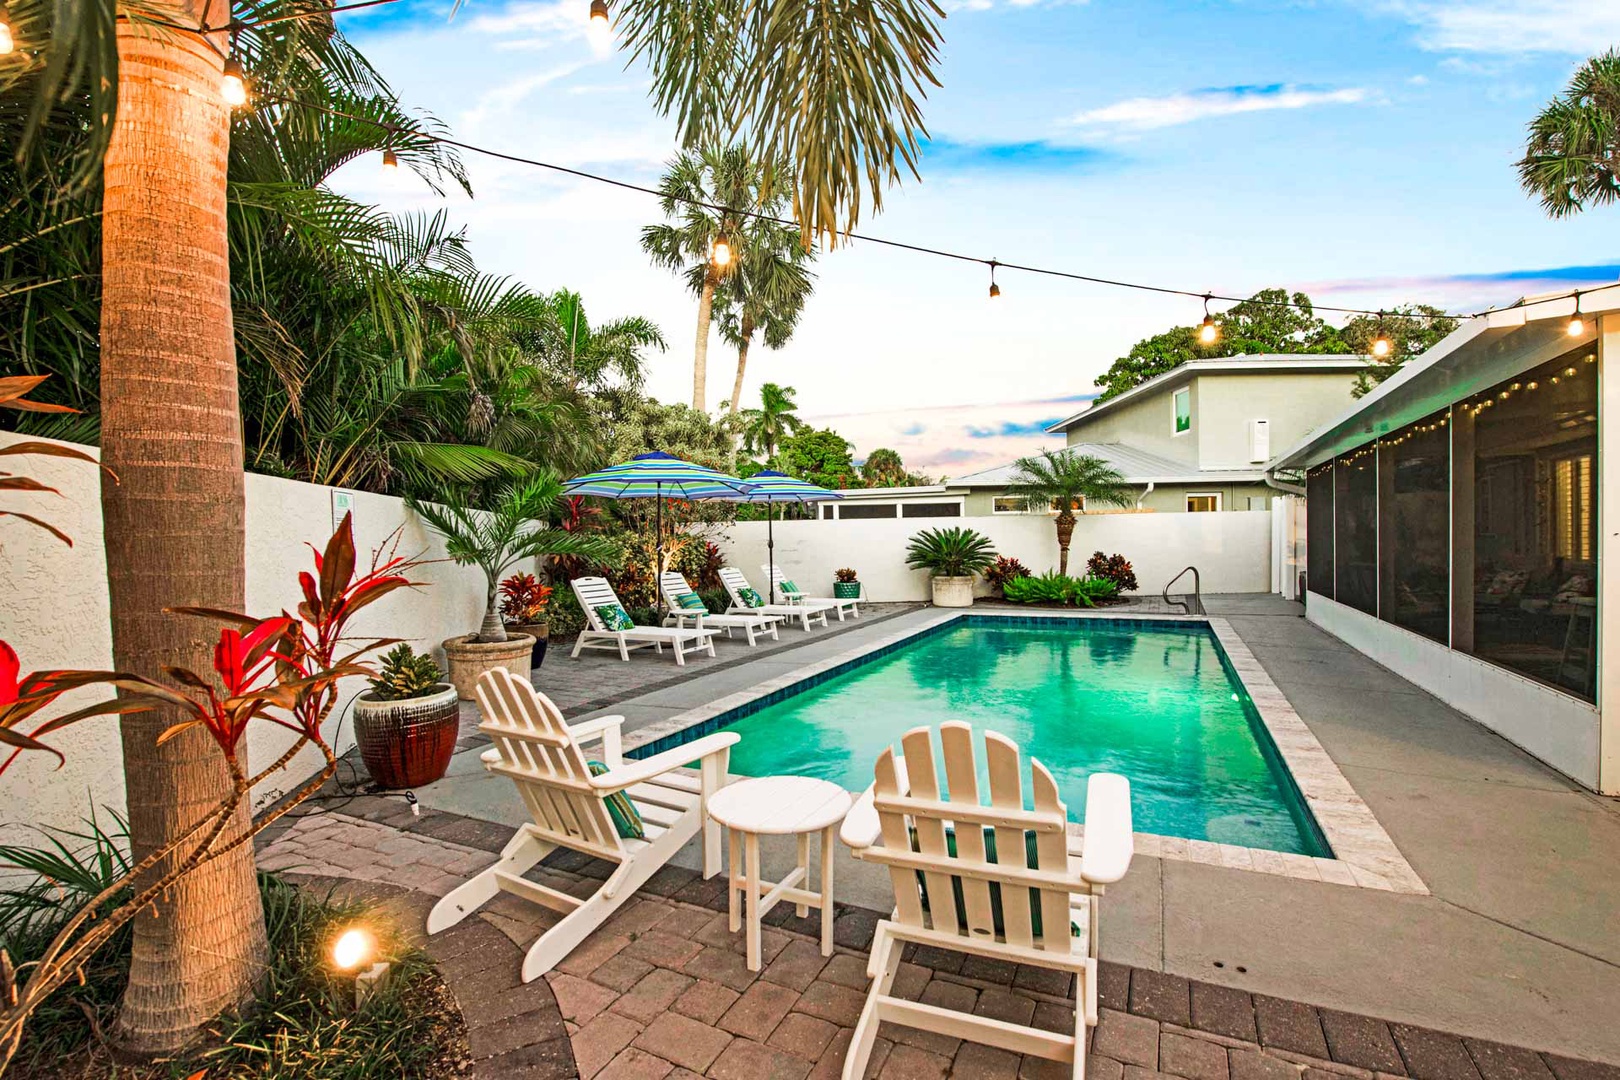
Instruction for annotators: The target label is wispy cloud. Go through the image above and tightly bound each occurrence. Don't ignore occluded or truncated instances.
[1379,1,1620,55]
[965,418,1064,439]
[920,137,1115,173]
[1070,84,1372,132]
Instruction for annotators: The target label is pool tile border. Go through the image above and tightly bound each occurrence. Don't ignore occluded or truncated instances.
[620,606,1427,895]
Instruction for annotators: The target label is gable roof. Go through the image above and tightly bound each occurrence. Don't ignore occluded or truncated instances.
[1046,353,1367,435]
[949,443,1266,487]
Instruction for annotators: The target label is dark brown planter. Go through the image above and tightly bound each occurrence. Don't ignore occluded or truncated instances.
[352,684,460,789]
[506,621,549,669]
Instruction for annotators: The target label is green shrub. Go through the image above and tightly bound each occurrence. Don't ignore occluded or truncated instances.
[904,527,996,578]
[1085,551,1139,592]
[546,580,586,638]
[367,643,445,701]
[1002,571,1120,607]
[698,588,729,614]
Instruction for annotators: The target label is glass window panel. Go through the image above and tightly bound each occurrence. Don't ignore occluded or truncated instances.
[992,496,1024,513]
[1307,463,1334,597]
[901,503,959,518]
[838,503,897,519]
[1378,410,1450,644]
[1173,388,1191,433]
[1464,345,1598,701]
[1186,494,1220,512]
[1334,448,1378,616]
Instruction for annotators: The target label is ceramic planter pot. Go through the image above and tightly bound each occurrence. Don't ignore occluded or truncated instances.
[833,581,861,600]
[930,575,974,608]
[506,622,549,669]
[352,684,460,789]
[442,633,536,701]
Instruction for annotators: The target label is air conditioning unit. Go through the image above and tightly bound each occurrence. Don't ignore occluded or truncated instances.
[1249,419,1271,463]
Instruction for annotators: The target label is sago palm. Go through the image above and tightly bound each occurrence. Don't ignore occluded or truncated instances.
[1517,49,1620,218]
[408,472,618,643]
[739,382,806,462]
[1005,450,1134,575]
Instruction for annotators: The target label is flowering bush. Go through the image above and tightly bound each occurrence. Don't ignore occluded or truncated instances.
[500,573,553,624]
[1086,551,1138,593]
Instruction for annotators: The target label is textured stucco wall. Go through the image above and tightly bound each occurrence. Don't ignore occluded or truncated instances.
[1,432,489,843]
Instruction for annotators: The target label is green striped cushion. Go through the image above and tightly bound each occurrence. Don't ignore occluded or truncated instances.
[676,592,708,612]
[780,579,800,595]
[587,760,645,839]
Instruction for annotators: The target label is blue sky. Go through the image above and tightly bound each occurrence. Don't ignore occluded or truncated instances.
[332,0,1620,477]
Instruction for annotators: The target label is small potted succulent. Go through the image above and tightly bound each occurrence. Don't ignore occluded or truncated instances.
[501,572,553,669]
[904,526,996,608]
[352,643,460,788]
[833,567,862,600]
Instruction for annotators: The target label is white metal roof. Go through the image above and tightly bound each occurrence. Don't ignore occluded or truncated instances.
[948,443,1266,486]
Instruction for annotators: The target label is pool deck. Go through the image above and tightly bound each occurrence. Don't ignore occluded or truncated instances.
[260,594,1620,1073]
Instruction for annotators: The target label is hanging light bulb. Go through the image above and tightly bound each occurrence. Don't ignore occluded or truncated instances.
[0,3,15,55]
[711,232,733,268]
[589,0,609,25]
[221,56,249,107]
[1198,294,1218,346]
[988,259,1001,299]
[1568,292,1584,337]
[1370,312,1391,359]
[382,148,399,171]
[586,0,612,50]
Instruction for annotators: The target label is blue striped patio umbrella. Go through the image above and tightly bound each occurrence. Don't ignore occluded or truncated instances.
[562,452,754,612]
[716,471,843,603]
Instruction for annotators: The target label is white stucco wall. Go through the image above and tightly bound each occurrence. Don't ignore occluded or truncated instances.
[718,510,1273,601]
[1,433,489,842]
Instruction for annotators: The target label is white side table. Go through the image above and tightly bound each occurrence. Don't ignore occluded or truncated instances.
[706,775,853,971]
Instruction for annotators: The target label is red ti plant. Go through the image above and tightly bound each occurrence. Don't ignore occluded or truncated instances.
[499,573,553,625]
[0,513,421,1069]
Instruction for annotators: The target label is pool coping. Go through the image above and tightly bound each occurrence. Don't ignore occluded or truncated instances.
[619,605,1427,896]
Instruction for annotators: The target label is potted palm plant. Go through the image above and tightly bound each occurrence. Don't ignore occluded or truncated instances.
[1004,449,1134,575]
[905,527,996,608]
[353,644,460,788]
[409,472,617,700]
[501,572,553,669]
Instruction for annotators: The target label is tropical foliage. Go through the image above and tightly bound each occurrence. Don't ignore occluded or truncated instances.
[738,382,808,460]
[367,644,446,702]
[1002,571,1119,608]
[1005,450,1133,575]
[776,427,858,491]
[904,526,996,578]
[1518,49,1620,218]
[983,555,1031,595]
[1085,551,1139,594]
[861,447,930,487]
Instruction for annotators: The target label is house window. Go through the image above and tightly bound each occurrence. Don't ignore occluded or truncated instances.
[838,503,898,519]
[902,502,961,518]
[1186,493,1220,512]
[1052,496,1085,513]
[991,496,1028,514]
[1173,387,1191,434]
[1306,464,1334,597]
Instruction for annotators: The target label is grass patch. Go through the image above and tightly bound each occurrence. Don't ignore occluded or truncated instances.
[2,817,468,1079]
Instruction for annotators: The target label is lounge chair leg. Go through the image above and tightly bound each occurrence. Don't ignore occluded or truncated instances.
[619,637,631,662]
[674,640,686,666]
[572,635,586,659]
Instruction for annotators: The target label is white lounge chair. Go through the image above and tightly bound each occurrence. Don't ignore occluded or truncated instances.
[659,572,783,646]
[762,563,860,620]
[718,567,832,631]
[570,576,716,665]
[838,722,1133,1080]
[427,668,738,982]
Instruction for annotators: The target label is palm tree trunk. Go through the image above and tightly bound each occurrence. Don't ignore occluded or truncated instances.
[728,314,755,418]
[1055,512,1076,576]
[479,581,508,643]
[692,273,715,411]
[100,9,267,1054]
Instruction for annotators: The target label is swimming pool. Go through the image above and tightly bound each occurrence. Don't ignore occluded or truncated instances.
[638,615,1331,857]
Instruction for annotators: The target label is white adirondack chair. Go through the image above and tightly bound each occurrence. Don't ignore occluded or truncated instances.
[426,667,739,982]
[659,572,782,646]
[570,575,716,664]
[762,564,860,620]
[838,722,1134,1080]
[718,567,832,631]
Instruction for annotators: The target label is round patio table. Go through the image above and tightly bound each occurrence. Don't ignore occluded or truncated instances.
[706,775,853,971]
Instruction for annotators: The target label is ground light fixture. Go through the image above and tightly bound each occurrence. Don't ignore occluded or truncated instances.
[221,55,249,107]
[0,4,14,55]
[1370,312,1392,358]
[1568,292,1584,337]
[1198,294,1218,345]
[711,232,733,268]
[331,926,392,1006]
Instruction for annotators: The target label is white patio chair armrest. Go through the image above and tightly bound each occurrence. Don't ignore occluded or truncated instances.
[588,731,741,794]
[1080,772,1134,885]
[840,783,882,851]
[569,714,626,766]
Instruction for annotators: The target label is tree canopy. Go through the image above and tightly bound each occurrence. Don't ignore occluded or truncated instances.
[1517,48,1620,218]
[778,427,858,490]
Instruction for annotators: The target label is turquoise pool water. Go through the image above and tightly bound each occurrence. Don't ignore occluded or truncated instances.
[649,617,1329,857]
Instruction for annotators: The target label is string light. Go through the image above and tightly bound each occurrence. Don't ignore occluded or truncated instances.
[1370,312,1391,359]
[221,55,249,107]
[382,148,399,171]
[1198,294,1218,345]
[0,3,14,55]
[1568,292,1584,337]
[711,233,733,268]
[988,260,1001,299]
[589,0,609,24]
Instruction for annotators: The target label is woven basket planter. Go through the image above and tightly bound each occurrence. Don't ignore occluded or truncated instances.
[353,684,460,789]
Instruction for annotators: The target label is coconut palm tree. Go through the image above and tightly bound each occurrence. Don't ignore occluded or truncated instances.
[1517,48,1620,218]
[738,382,806,463]
[1004,450,1134,575]
[717,214,816,418]
[10,0,943,1050]
[408,472,618,643]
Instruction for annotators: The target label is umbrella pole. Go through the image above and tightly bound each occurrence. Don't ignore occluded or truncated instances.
[767,501,776,604]
[655,483,663,617]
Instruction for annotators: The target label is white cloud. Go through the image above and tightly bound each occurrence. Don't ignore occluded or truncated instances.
[1069,84,1371,131]
[1380,1,1620,55]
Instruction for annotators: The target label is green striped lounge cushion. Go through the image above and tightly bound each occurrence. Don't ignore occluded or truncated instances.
[587,761,645,839]
[780,579,800,595]
[738,587,765,609]
[594,603,635,631]
[676,592,708,613]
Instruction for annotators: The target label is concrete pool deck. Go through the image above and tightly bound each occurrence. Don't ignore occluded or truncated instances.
[267,594,1620,1066]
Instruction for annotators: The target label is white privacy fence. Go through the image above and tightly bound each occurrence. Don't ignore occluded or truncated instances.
[1,432,490,843]
[718,510,1275,602]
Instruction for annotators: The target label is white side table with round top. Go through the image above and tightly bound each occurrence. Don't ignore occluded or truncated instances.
[706,775,853,971]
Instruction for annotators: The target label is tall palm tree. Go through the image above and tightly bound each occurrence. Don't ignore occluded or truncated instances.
[11,0,943,1052]
[640,147,759,412]
[717,211,816,418]
[1517,48,1620,217]
[408,472,618,643]
[739,382,806,462]
[542,289,666,394]
[1004,450,1134,575]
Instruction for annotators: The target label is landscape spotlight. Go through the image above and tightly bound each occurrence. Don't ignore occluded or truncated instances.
[331,927,374,972]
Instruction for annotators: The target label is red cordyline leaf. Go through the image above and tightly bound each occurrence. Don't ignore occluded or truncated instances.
[0,642,17,707]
